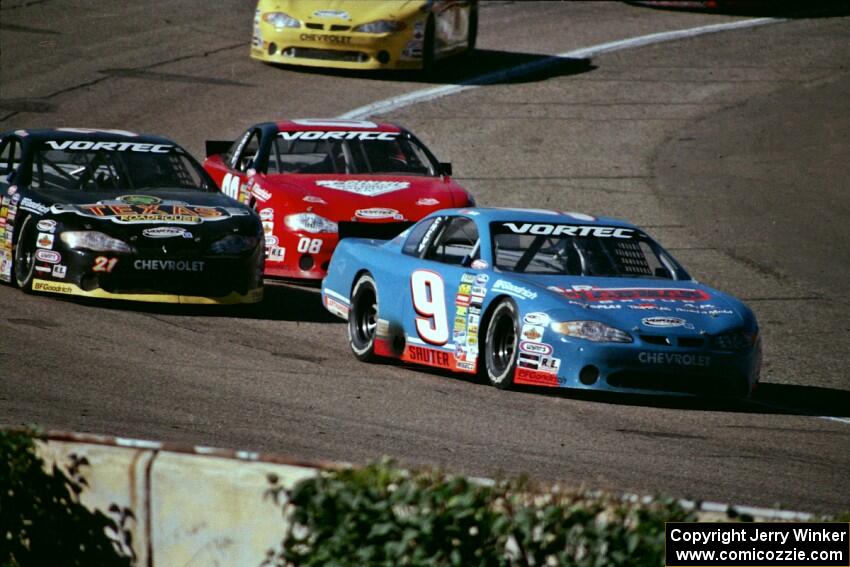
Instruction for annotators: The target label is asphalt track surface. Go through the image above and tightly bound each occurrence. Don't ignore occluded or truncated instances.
[1,1,848,514]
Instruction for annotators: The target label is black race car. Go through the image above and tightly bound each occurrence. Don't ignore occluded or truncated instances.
[0,128,264,304]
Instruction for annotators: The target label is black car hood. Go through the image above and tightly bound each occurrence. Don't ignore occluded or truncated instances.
[28,188,253,226]
[28,187,243,208]
[22,188,259,242]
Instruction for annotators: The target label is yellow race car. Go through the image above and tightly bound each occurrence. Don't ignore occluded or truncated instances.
[251,0,477,71]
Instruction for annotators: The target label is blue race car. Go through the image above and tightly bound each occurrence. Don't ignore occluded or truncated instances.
[322,208,761,397]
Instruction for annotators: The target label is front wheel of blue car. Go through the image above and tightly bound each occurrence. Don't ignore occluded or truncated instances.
[349,274,378,362]
[484,298,519,389]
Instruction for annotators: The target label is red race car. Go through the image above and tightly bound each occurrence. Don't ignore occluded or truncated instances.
[203,119,474,281]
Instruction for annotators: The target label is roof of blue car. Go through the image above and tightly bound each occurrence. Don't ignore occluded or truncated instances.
[439,207,638,229]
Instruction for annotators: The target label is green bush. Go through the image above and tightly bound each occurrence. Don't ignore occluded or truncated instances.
[263,460,696,567]
[0,429,134,567]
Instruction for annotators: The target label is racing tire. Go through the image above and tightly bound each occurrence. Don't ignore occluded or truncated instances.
[13,216,37,292]
[484,298,520,389]
[349,274,379,362]
[422,16,436,74]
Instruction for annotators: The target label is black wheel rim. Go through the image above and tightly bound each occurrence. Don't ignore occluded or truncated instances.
[14,221,34,285]
[353,288,377,346]
[489,310,516,377]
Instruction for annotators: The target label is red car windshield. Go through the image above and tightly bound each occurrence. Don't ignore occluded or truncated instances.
[267,133,438,176]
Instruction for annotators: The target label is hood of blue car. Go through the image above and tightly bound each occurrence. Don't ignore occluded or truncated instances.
[505,275,748,335]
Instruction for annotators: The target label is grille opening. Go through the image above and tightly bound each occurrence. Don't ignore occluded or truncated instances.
[607,371,742,396]
[305,23,324,30]
[80,274,99,292]
[284,47,368,62]
[678,337,705,348]
[640,335,671,346]
[330,25,351,31]
[99,271,253,296]
[299,255,315,271]
[608,372,711,394]
[579,365,599,385]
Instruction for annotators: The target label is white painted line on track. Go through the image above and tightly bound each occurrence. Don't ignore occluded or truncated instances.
[816,416,850,426]
[338,17,783,120]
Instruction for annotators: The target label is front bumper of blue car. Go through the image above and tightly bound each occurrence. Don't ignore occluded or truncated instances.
[515,335,762,397]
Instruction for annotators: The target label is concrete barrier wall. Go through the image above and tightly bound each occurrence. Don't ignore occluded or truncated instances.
[151,452,316,566]
[34,430,813,564]
[37,437,153,563]
[36,432,333,566]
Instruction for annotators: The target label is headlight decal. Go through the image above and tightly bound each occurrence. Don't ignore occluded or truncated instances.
[263,12,300,30]
[60,231,134,253]
[353,20,407,33]
[208,235,259,255]
[712,330,757,351]
[284,213,338,234]
[550,321,633,343]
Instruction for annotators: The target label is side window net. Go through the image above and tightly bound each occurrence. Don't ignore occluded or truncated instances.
[402,218,438,257]
[236,132,261,172]
[425,218,479,266]
[0,140,21,178]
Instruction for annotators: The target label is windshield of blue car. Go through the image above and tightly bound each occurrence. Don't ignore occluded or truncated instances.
[267,133,437,176]
[491,222,680,279]
[29,141,213,192]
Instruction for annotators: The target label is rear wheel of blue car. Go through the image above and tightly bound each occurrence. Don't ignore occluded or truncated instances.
[13,216,37,292]
[485,298,519,389]
[349,274,378,362]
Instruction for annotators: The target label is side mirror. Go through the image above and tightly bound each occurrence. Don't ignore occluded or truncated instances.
[205,140,233,158]
[439,162,453,176]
